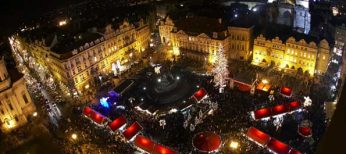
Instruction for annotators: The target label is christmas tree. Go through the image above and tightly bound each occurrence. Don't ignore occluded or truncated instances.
[212,45,229,93]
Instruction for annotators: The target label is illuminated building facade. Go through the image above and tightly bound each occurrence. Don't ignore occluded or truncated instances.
[0,57,36,133]
[159,16,253,63]
[252,34,330,76]
[13,19,150,93]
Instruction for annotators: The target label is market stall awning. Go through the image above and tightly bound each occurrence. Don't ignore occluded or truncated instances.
[256,83,271,92]
[246,127,270,146]
[192,131,222,152]
[91,111,106,124]
[193,88,207,101]
[280,87,293,97]
[108,116,126,131]
[134,135,155,153]
[254,108,272,120]
[288,101,301,111]
[123,122,142,140]
[272,104,288,116]
[83,107,93,117]
[153,144,177,154]
[267,138,290,154]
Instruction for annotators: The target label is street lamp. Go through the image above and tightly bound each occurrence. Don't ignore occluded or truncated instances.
[229,141,239,150]
[261,79,269,84]
[71,133,78,140]
[33,112,38,117]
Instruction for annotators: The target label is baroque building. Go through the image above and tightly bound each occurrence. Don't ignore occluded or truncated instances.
[159,16,253,63]
[12,19,150,93]
[0,57,36,133]
[252,34,330,76]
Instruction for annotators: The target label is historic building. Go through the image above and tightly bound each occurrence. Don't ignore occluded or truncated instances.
[13,19,150,93]
[252,34,330,76]
[159,16,253,63]
[0,57,36,133]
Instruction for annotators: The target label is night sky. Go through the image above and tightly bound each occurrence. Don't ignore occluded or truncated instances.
[0,0,83,37]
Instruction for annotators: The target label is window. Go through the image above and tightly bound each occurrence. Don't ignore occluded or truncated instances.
[0,108,4,115]
[8,103,13,110]
[15,116,18,122]
[23,94,29,104]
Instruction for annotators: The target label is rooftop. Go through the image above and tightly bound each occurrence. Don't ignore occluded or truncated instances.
[256,24,321,44]
[173,16,228,38]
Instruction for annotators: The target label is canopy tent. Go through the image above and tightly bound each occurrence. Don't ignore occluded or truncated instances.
[108,116,127,131]
[193,88,208,102]
[246,127,270,146]
[134,135,155,153]
[267,138,290,154]
[254,108,271,120]
[153,144,177,154]
[288,101,301,111]
[246,127,302,154]
[192,131,222,152]
[83,107,93,117]
[123,122,143,140]
[280,87,293,97]
[91,111,106,124]
[253,101,302,120]
[272,104,288,115]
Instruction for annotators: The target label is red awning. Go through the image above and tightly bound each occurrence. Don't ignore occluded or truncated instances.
[254,108,271,119]
[192,132,222,152]
[83,107,93,117]
[246,127,270,146]
[193,88,207,101]
[272,104,288,115]
[153,144,177,154]
[267,138,290,154]
[134,135,155,153]
[280,87,292,96]
[108,116,126,131]
[91,111,106,124]
[234,81,252,92]
[123,122,142,140]
[288,101,301,111]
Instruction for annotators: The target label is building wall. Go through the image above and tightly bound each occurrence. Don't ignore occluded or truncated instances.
[0,58,36,133]
[294,6,311,34]
[252,35,330,76]
[17,20,150,93]
[159,17,253,63]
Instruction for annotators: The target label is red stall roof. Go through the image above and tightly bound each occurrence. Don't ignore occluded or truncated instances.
[288,101,301,111]
[254,108,271,120]
[280,87,293,96]
[108,116,126,131]
[91,111,106,124]
[153,144,177,154]
[123,122,142,140]
[134,135,155,153]
[83,107,93,117]
[192,131,222,152]
[267,138,290,154]
[234,80,252,92]
[272,104,288,115]
[246,127,270,146]
[193,88,207,101]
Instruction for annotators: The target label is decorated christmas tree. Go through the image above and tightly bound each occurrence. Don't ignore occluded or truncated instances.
[212,45,229,93]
